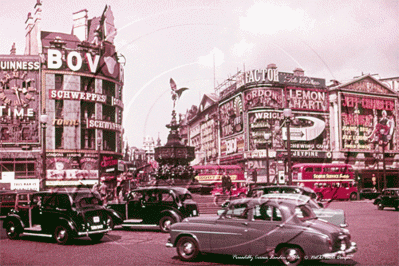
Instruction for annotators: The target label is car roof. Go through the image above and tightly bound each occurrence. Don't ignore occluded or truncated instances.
[228,197,304,209]
[132,186,190,194]
[261,193,312,202]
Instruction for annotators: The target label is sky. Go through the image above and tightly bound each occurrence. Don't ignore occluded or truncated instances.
[1,0,398,149]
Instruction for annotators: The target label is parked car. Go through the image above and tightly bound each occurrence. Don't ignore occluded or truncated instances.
[0,190,35,218]
[167,197,357,265]
[373,188,399,211]
[247,185,318,199]
[359,188,380,200]
[3,190,115,244]
[107,186,199,232]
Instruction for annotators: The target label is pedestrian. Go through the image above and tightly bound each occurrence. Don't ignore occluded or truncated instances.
[221,173,228,194]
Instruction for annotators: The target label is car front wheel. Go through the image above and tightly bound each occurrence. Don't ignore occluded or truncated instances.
[6,221,20,240]
[89,233,104,243]
[276,246,304,266]
[350,193,357,201]
[54,225,71,245]
[176,236,200,261]
[159,216,176,233]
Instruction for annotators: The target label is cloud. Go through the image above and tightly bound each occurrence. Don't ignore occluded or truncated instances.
[231,39,254,58]
[198,47,225,68]
[239,1,315,35]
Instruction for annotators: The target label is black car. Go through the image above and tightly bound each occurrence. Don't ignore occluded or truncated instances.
[107,186,199,232]
[359,188,381,200]
[373,188,399,211]
[3,190,115,244]
[247,185,318,200]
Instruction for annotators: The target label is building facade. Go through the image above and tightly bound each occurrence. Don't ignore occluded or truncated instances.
[0,2,125,190]
[185,65,399,188]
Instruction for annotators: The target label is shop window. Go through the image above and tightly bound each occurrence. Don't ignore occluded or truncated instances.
[55,127,64,149]
[81,101,95,122]
[55,74,63,90]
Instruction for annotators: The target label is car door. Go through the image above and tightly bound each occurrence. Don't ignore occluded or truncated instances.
[211,202,251,255]
[381,190,391,206]
[127,191,146,219]
[247,203,285,255]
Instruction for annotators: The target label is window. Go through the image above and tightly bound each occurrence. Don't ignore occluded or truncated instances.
[55,127,64,149]
[103,80,115,97]
[55,74,63,90]
[81,128,95,149]
[55,100,64,119]
[161,192,174,202]
[254,204,272,221]
[225,203,248,219]
[81,76,95,93]
[305,167,313,172]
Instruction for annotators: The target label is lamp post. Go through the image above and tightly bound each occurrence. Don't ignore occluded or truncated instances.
[97,140,102,185]
[264,133,271,186]
[283,107,292,185]
[40,114,48,191]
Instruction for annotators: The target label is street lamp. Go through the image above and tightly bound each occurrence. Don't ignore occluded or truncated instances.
[97,140,102,185]
[283,107,292,185]
[264,133,271,185]
[40,113,48,191]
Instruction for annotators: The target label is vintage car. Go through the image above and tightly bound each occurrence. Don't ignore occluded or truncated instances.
[373,188,399,211]
[107,186,199,232]
[359,188,380,200]
[3,190,115,244]
[260,194,347,227]
[247,185,317,199]
[0,190,35,218]
[167,197,357,265]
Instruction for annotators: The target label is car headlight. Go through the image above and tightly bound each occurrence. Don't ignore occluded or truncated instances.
[340,240,347,251]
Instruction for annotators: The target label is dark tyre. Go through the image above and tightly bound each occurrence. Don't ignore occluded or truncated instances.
[350,193,357,201]
[176,236,200,261]
[159,216,176,233]
[54,225,71,245]
[276,245,304,266]
[6,221,20,240]
[377,203,384,210]
[89,233,104,243]
[316,192,323,201]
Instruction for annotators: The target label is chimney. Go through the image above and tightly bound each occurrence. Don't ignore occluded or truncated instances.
[24,0,42,55]
[293,68,305,76]
[72,9,88,42]
[24,12,34,55]
[10,43,16,55]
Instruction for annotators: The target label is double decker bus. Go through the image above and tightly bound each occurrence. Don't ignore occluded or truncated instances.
[292,163,358,201]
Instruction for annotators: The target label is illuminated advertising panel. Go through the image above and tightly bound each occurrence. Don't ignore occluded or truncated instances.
[248,110,330,152]
[219,95,243,138]
[220,135,245,156]
[340,92,397,152]
[286,87,329,112]
[243,87,283,110]
[0,56,41,144]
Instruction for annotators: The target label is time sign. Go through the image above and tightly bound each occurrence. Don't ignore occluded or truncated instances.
[0,68,38,117]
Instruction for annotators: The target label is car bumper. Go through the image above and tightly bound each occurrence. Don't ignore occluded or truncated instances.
[77,228,111,236]
[166,238,173,248]
[321,242,357,260]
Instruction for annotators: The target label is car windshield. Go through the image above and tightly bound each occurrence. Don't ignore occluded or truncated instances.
[294,205,317,221]
[72,193,102,208]
[178,193,192,202]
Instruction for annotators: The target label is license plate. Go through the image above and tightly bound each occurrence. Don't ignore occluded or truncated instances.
[193,210,197,216]
[91,224,103,230]
[93,216,100,223]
